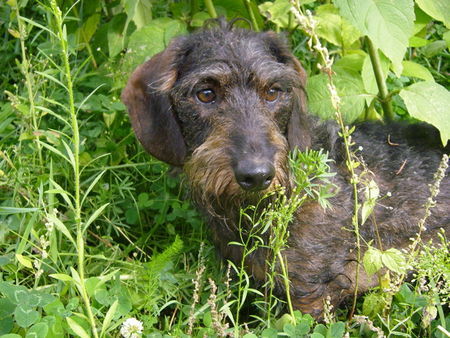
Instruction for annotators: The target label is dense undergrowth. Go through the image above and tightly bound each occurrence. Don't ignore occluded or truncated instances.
[0,0,449,337]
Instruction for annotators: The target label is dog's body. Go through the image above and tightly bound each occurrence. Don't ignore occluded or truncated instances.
[122,21,450,317]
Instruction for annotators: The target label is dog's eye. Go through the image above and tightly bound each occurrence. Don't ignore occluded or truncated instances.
[264,87,280,102]
[196,89,216,103]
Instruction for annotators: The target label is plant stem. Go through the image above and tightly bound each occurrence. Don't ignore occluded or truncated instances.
[367,37,394,121]
[15,5,43,167]
[191,0,200,17]
[49,1,98,337]
[244,0,260,31]
[204,0,217,18]
[278,252,295,320]
[290,2,362,319]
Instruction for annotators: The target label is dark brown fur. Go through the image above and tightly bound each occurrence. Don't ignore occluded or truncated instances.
[122,21,450,318]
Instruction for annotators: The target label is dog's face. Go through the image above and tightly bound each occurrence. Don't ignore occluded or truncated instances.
[122,25,311,204]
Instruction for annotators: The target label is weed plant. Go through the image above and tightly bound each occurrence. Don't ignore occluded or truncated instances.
[0,0,449,337]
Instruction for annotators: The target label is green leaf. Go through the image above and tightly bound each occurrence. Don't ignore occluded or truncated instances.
[123,0,152,29]
[315,4,361,48]
[191,12,212,27]
[361,179,380,224]
[363,247,383,276]
[83,203,109,232]
[66,317,90,338]
[335,0,415,75]
[25,322,49,338]
[329,322,345,337]
[49,273,74,282]
[0,207,38,215]
[362,292,387,318]
[100,300,118,337]
[259,0,292,28]
[46,213,76,247]
[15,254,33,269]
[307,68,366,123]
[122,18,187,73]
[381,248,406,274]
[401,60,434,81]
[399,81,450,146]
[14,306,40,328]
[444,31,450,48]
[334,53,366,73]
[421,40,447,58]
[415,0,450,28]
[76,14,100,49]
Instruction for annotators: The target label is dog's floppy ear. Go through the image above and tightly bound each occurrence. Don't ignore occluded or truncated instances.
[121,41,186,166]
[262,32,312,150]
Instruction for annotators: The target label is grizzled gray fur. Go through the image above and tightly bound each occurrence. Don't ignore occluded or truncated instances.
[122,20,450,318]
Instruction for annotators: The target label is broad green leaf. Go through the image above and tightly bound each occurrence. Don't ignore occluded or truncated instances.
[14,306,40,328]
[315,4,361,48]
[335,0,414,75]
[421,40,447,58]
[381,248,406,274]
[123,0,152,29]
[334,53,366,73]
[307,68,366,123]
[275,313,294,330]
[329,322,345,337]
[122,18,187,73]
[25,322,49,338]
[415,0,450,28]
[259,0,292,28]
[409,36,429,48]
[76,14,100,49]
[362,292,386,318]
[106,14,127,57]
[444,31,450,48]
[363,247,383,276]
[401,60,434,81]
[399,81,450,146]
[191,12,211,27]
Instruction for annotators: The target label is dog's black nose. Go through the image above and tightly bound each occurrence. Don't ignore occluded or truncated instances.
[234,161,275,191]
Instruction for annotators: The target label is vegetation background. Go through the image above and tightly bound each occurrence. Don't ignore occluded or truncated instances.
[0,0,449,337]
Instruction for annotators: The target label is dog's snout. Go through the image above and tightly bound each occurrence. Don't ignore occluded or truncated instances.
[234,160,275,191]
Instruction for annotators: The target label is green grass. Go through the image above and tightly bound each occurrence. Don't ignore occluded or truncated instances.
[0,1,449,337]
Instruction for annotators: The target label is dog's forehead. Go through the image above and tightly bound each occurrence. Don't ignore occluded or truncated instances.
[181,29,281,70]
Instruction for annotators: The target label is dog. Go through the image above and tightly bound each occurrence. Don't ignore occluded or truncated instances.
[122,20,450,318]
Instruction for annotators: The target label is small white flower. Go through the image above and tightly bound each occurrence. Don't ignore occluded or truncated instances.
[386,191,392,197]
[120,318,143,338]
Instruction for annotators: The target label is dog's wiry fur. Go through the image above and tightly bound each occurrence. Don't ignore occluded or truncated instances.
[122,20,450,318]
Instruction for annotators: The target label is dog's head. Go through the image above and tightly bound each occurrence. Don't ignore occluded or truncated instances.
[122,22,311,202]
